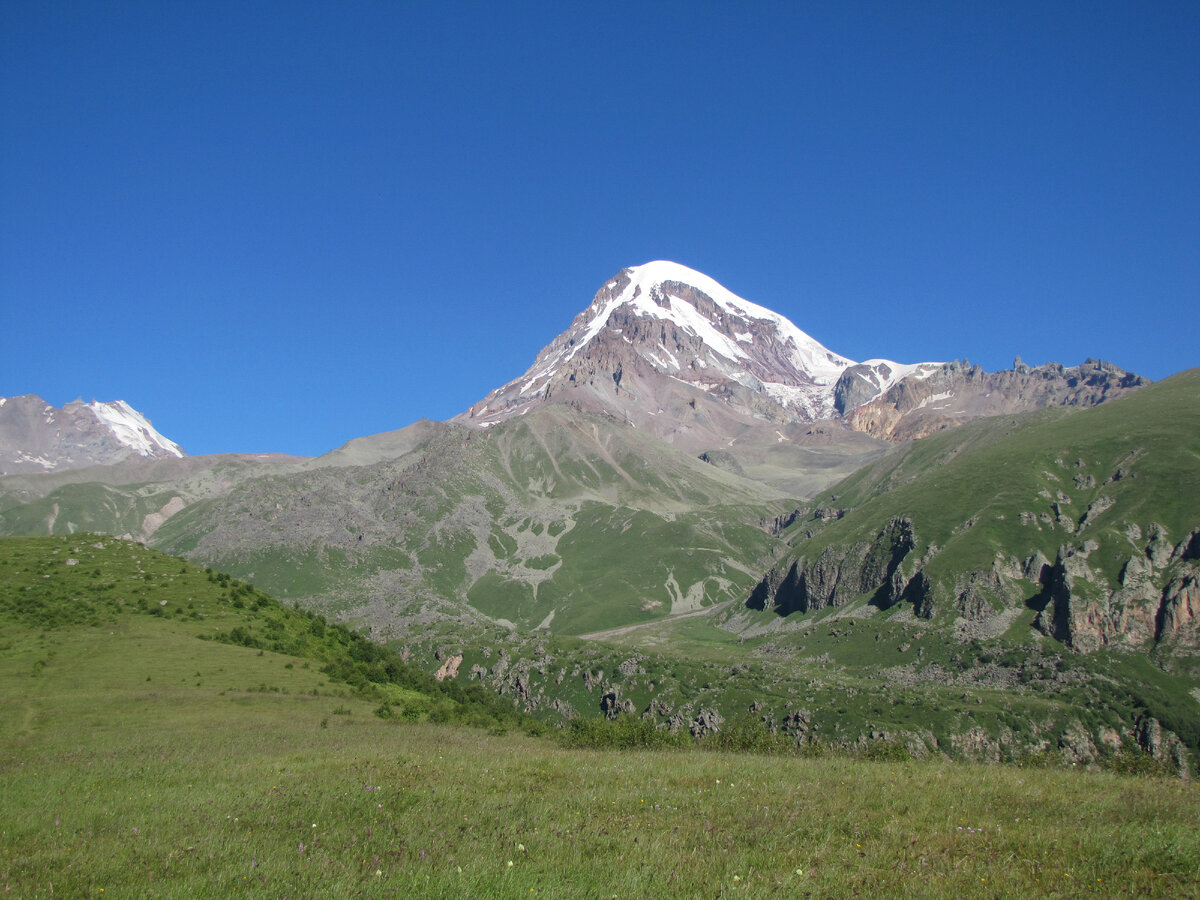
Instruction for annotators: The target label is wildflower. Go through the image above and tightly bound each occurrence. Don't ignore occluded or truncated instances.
[517,843,525,852]
[507,861,514,868]
[375,869,382,877]
[733,875,741,882]
[795,868,803,876]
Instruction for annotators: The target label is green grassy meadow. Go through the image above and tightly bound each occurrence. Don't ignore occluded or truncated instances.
[3,537,1199,896]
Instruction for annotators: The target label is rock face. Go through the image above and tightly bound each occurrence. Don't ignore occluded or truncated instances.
[843,359,1146,443]
[747,517,916,615]
[1034,528,1200,653]
[751,499,1200,659]
[600,688,635,719]
[433,653,464,682]
[1135,716,1192,779]
[0,394,184,474]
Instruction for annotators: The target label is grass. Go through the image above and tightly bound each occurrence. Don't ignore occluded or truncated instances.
[2,536,1199,896]
[4,620,1199,898]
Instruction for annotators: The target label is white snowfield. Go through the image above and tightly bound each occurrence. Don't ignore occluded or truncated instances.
[87,400,185,458]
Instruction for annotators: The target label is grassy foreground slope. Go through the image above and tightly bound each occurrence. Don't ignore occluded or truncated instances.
[3,536,1200,896]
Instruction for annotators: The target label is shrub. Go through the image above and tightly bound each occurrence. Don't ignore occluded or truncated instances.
[558,714,688,751]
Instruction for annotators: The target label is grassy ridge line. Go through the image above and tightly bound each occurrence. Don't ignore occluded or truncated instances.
[3,614,1198,897]
[793,369,1200,567]
[0,534,532,730]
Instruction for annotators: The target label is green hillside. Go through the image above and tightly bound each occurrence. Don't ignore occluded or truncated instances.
[148,406,793,635]
[2,534,1198,897]
[786,368,1200,581]
[751,370,1200,646]
[683,370,1200,765]
[0,535,532,730]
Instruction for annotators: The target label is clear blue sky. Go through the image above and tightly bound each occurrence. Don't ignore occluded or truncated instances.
[3,2,1197,456]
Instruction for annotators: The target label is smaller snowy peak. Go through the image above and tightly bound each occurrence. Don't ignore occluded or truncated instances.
[87,400,184,458]
[0,394,185,474]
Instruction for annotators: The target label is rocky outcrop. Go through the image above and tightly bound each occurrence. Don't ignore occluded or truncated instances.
[1156,568,1200,649]
[834,364,890,416]
[759,507,802,536]
[777,708,815,743]
[904,571,936,619]
[953,570,1012,621]
[950,726,1005,764]
[1135,716,1192,780]
[689,708,724,737]
[433,653,464,682]
[600,688,634,719]
[1034,528,1200,652]
[747,517,915,615]
[844,359,1147,443]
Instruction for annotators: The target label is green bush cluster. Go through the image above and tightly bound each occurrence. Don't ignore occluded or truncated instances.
[558,714,690,750]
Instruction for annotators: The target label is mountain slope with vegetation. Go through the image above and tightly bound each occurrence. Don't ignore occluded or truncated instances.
[148,405,793,637]
[751,369,1200,651]
[0,534,531,729]
[2,532,1198,897]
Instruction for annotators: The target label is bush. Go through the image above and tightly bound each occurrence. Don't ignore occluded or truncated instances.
[1106,751,1175,779]
[697,718,788,755]
[558,714,688,751]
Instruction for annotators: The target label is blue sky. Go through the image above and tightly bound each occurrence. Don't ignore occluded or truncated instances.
[2,2,1197,456]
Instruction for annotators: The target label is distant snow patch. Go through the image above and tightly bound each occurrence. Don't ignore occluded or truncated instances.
[88,401,184,457]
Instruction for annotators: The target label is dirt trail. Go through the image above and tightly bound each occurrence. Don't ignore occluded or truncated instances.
[577,599,733,641]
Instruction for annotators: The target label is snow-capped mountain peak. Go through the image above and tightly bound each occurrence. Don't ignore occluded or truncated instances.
[571,260,854,383]
[459,261,934,431]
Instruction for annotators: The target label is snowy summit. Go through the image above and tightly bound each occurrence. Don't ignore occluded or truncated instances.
[458,261,939,430]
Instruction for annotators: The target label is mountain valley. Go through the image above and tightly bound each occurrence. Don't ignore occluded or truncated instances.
[2,262,1196,772]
